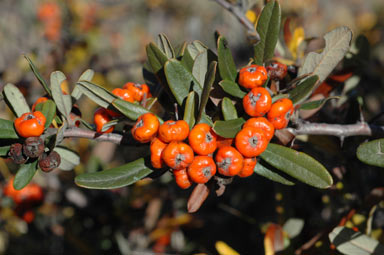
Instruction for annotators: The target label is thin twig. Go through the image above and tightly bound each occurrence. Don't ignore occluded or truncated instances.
[212,0,260,42]
[64,127,123,144]
[288,122,384,138]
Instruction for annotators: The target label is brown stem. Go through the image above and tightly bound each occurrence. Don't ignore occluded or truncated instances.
[212,0,260,42]
[63,127,124,144]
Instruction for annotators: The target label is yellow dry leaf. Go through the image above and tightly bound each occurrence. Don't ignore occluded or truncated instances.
[61,80,69,94]
[288,27,305,60]
[215,241,240,255]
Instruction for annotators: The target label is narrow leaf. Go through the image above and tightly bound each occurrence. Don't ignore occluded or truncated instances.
[2,83,30,117]
[192,51,208,86]
[213,118,245,138]
[146,42,169,74]
[75,157,153,189]
[164,59,202,105]
[55,121,68,146]
[72,69,95,101]
[288,75,319,105]
[51,71,72,118]
[300,96,339,110]
[197,61,216,123]
[329,226,384,255]
[221,97,238,120]
[76,81,116,109]
[0,119,19,139]
[254,0,281,65]
[219,80,247,98]
[101,119,119,132]
[283,218,304,239]
[217,36,237,81]
[200,113,214,126]
[112,99,163,123]
[24,55,51,96]
[54,146,80,171]
[35,99,56,128]
[156,33,175,59]
[183,92,197,129]
[357,139,384,168]
[299,26,353,83]
[260,143,333,188]
[13,160,38,190]
[254,162,295,186]
[0,145,10,156]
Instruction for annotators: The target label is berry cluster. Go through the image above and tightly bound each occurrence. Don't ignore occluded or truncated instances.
[93,82,152,133]
[11,111,61,172]
[128,64,294,189]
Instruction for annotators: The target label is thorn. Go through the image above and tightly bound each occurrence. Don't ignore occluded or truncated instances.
[339,136,345,147]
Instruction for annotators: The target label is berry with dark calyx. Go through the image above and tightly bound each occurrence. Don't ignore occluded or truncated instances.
[9,143,27,164]
[38,151,61,172]
[23,137,45,158]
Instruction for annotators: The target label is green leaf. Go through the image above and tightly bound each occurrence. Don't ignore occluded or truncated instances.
[164,59,202,106]
[356,139,384,168]
[329,226,384,255]
[174,41,187,58]
[219,80,247,98]
[221,97,238,120]
[72,69,95,101]
[283,218,304,239]
[300,96,339,110]
[55,121,68,147]
[54,146,80,171]
[217,36,237,81]
[0,145,11,156]
[188,41,208,59]
[0,119,19,139]
[35,99,56,128]
[146,42,169,74]
[197,61,216,123]
[299,26,353,83]
[79,69,95,82]
[101,119,119,132]
[254,0,281,65]
[288,75,319,105]
[254,162,295,186]
[13,160,38,190]
[112,99,163,123]
[183,92,197,129]
[192,50,208,86]
[51,71,72,118]
[200,113,214,126]
[2,83,30,117]
[24,55,51,97]
[75,157,153,189]
[260,143,333,188]
[213,118,245,138]
[156,33,175,59]
[76,80,116,109]
[272,94,289,103]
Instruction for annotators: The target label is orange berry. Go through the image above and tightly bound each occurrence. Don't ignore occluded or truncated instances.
[173,169,192,189]
[123,82,150,102]
[243,87,272,117]
[150,137,167,169]
[238,157,257,178]
[94,108,114,133]
[14,111,46,138]
[187,156,216,184]
[162,142,194,170]
[158,120,189,143]
[243,117,275,141]
[267,98,294,129]
[215,146,244,176]
[131,113,160,143]
[188,123,217,155]
[238,65,268,89]
[235,127,268,158]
